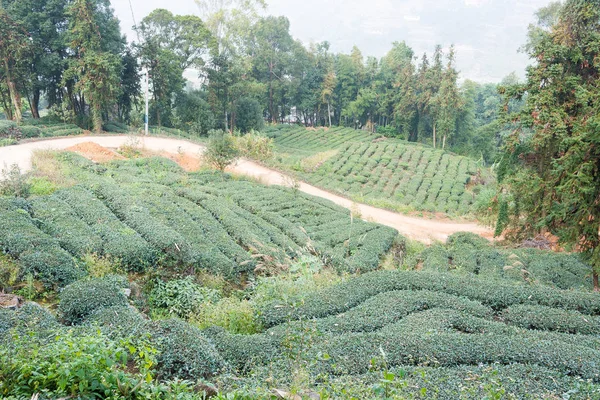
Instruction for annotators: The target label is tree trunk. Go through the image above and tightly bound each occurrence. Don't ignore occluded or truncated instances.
[593,272,598,292]
[433,123,436,148]
[4,59,22,123]
[0,88,13,120]
[442,134,446,150]
[31,89,40,119]
[269,60,274,123]
[91,100,102,134]
[327,100,332,127]
[230,104,236,134]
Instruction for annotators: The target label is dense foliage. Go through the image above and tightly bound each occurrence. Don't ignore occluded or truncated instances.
[0,0,508,160]
[496,0,600,287]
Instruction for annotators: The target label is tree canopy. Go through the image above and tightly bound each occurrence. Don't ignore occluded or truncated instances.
[497,0,600,288]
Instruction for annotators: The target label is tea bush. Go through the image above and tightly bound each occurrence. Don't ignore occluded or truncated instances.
[418,232,591,289]
[151,318,225,380]
[502,304,600,334]
[258,270,600,328]
[0,201,83,287]
[59,276,129,324]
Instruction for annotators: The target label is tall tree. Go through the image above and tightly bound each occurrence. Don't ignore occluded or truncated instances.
[0,10,31,123]
[1,0,69,118]
[250,16,294,123]
[63,0,120,132]
[431,45,462,149]
[498,0,600,289]
[137,9,212,127]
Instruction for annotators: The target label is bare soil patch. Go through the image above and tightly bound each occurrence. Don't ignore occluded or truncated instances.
[66,142,125,163]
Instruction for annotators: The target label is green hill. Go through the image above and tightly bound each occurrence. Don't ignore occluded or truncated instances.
[264,126,492,217]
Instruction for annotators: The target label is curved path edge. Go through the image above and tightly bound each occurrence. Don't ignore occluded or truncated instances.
[0,135,493,244]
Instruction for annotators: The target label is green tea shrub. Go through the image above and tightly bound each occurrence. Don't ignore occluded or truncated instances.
[317,314,600,379]
[266,289,493,334]
[0,309,16,335]
[446,232,490,248]
[86,305,149,338]
[258,270,600,328]
[31,196,103,256]
[203,326,279,372]
[151,318,224,380]
[318,364,599,399]
[59,276,129,324]
[94,183,198,266]
[18,126,42,138]
[103,121,129,133]
[19,248,83,288]
[502,304,600,335]
[57,186,156,271]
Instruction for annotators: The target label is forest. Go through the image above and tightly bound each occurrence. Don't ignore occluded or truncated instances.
[1,0,600,398]
[0,0,511,163]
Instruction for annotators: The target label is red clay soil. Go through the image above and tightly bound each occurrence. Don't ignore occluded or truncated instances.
[66,142,126,163]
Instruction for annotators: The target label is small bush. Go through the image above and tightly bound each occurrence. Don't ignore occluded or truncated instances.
[0,164,31,198]
[192,297,261,334]
[149,277,219,319]
[59,276,129,325]
[204,130,239,171]
[0,328,197,399]
[151,318,225,380]
[234,133,274,161]
[0,253,19,290]
[28,177,59,195]
[81,253,120,278]
[0,138,17,146]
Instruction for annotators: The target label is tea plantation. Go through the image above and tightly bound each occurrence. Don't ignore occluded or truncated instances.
[0,153,397,288]
[205,269,600,397]
[264,126,491,217]
[1,150,598,399]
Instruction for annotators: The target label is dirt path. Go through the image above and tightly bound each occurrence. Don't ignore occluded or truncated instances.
[0,135,493,244]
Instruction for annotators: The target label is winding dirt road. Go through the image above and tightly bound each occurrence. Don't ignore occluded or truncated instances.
[0,135,493,244]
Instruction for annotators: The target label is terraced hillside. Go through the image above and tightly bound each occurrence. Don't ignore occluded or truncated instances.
[203,269,600,397]
[0,153,397,287]
[265,126,491,217]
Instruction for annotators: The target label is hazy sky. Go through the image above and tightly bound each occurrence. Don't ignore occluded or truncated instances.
[113,0,553,83]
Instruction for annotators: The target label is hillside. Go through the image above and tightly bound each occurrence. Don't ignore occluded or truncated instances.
[0,152,397,286]
[264,126,492,217]
[0,146,597,398]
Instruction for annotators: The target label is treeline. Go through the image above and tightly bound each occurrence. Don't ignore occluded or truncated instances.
[0,0,139,132]
[0,0,510,161]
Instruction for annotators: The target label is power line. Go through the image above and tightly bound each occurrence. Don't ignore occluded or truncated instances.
[128,0,141,43]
